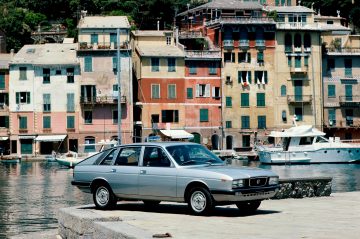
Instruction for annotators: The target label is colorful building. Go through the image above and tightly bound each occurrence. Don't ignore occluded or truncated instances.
[0,53,11,154]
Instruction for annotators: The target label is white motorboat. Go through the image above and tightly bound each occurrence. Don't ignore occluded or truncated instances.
[256,125,360,164]
[56,140,117,168]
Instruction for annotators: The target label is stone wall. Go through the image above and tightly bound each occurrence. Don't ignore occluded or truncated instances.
[273,177,332,199]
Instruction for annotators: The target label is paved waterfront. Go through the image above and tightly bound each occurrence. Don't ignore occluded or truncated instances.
[55,191,360,239]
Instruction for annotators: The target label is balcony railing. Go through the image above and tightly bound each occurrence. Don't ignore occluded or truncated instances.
[276,22,320,30]
[287,95,312,104]
[285,46,292,52]
[239,40,249,49]
[78,41,129,51]
[290,66,308,74]
[205,17,275,26]
[255,40,265,48]
[185,50,221,59]
[178,31,203,39]
[327,47,360,55]
[339,95,360,106]
[80,95,127,104]
[223,40,234,49]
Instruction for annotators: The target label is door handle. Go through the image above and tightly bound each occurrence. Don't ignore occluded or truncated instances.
[140,170,146,174]
[110,168,116,173]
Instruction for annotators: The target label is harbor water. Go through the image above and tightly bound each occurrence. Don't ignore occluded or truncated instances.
[0,160,360,238]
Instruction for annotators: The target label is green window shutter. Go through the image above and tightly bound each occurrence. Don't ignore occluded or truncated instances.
[304,56,309,66]
[238,71,242,83]
[226,96,232,107]
[0,73,5,89]
[241,93,249,107]
[91,34,98,44]
[112,57,118,72]
[281,85,287,96]
[110,33,117,45]
[26,92,30,104]
[67,93,75,112]
[258,116,266,129]
[241,116,250,129]
[288,56,292,67]
[225,121,232,128]
[151,58,159,72]
[328,85,336,97]
[161,110,166,123]
[5,116,9,128]
[174,110,179,122]
[248,71,251,84]
[264,71,268,84]
[16,92,20,104]
[200,109,209,122]
[257,93,265,107]
[187,88,193,99]
[20,117,27,129]
[67,116,75,129]
[84,57,92,72]
[43,116,51,128]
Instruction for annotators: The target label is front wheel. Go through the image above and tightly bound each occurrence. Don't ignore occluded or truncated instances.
[188,187,214,215]
[93,184,117,210]
[235,200,261,214]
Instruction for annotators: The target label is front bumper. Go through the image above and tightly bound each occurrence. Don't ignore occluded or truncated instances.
[211,185,279,202]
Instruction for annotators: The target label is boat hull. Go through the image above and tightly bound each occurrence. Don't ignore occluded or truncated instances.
[56,157,82,168]
[259,147,360,164]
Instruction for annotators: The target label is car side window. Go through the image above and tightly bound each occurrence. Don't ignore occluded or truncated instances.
[99,148,118,165]
[114,147,141,166]
[143,147,171,167]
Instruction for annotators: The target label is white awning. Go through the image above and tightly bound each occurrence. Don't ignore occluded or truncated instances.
[160,130,194,140]
[35,135,67,142]
[19,135,36,139]
[0,136,8,141]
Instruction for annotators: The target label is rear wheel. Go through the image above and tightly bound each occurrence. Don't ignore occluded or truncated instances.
[188,187,214,215]
[143,200,161,206]
[93,184,117,210]
[235,200,261,214]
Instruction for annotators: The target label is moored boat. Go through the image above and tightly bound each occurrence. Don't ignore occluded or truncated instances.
[256,125,360,164]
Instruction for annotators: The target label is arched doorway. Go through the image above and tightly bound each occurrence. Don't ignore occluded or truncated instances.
[226,135,233,150]
[211,134,219,150]
[191,133,201,144]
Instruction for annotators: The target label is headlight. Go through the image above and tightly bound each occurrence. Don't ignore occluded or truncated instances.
[232,179,244,188]
[268,177,279,185]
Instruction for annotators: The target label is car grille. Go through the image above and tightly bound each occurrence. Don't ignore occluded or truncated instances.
[249,177,268,187]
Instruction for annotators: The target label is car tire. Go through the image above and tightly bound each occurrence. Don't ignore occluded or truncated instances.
[235,200,261,214]
[188,187,214,215]
[93,184,117,210]
[143,200,161,206]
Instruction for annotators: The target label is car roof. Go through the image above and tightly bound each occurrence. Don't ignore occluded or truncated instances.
[117,141,200,148]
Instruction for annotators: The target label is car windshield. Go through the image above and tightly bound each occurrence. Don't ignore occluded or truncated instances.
[166,144,224,166]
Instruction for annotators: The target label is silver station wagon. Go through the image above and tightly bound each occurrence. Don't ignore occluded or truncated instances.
[72,142,279,215]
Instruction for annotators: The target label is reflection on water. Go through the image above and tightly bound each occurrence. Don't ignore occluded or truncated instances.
[230,159,360,192]
[0,160,360,238]
[0,161,92,239]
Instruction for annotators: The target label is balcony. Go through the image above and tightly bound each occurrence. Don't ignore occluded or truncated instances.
[255,40,265,49]
[276,22,320,30]
[239,40,249,50]
[80,95,127,105]
[185,50,221,59]
[223,40,234,50]
[339,95,360,106]
[287,95,312,104]
[78,41,129,51]
[294,46,302,52]
[178,31,203,39]
[205,17,275,27]
[326,47,360,55]
[290,66,308,75]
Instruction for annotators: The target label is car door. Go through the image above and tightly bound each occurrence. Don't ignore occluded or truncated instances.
[138,146,177,198]
[107,146,142,197]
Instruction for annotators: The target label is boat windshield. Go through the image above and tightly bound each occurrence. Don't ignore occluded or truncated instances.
[315,136,328,143]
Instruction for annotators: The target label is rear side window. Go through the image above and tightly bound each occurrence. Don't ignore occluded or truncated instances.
[114,147,141,166]
[99,148,118,165]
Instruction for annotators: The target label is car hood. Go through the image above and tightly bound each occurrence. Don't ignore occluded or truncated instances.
[193,165,278,179]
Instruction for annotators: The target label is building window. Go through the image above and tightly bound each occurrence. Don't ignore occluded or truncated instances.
[168,84,176,99]
[16,92,30,104]
[345,109,353,126]
[225,121,232,128]
[43,94,51,112]
[0,116,9,128]
[56,70,61,75]
[110,33,117,46]
[241,93,249,107]
[345,59,352,77]
[84,110,93,124]
[0,72,5,89]
[19,67,27,80]
[241,116,250,129]
[151,114,159,123]
[282,110,287,122]
[327,59,335,71]
[238,52,251,63]
[168,58,176,72]
[19,116,27,129]
[209,62,217,75]
[238,71,251,84]
[255,71,267,84]
[84,137,96,153]
[189,62,197,74]
[199,109,209,122]
[224,52,235,63]
[226,96,232,107]
[288,56,292,67]
[43,116,51,129]
[43,68,50,84]
[187,88,193,99]
[67,116,75,129]
[112,110,118,124]
[84,57,92,72]
[328,109,336,126]
[295,108,303,121]
[328,85,336,98]
[345,84,353,101]
[257,51,264,65]
[295,56,301,68]
[90,34,98,44]
[258,116,266,129]
[67,68,74,83]
[257,93,265,107]
[67,93,75,112]
[304,56,309,66]
[151,84,160,99]
[112,57,118,73]
[196,84,210,97]
[213,87,220,98]
[281,85,287,96]
[166,36,171,45]
[151,58,160,72]
[161,110,179,123]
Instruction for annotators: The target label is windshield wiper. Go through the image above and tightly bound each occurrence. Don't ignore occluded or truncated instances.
[181,160,197,165]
